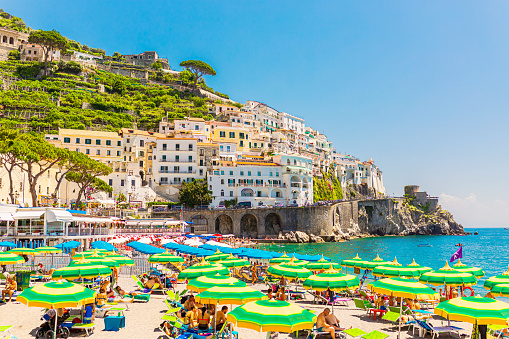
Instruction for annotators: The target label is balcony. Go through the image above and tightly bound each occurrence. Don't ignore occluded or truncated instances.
[159,170,196,174]
[159,159,196,163]
[160,149,195,152]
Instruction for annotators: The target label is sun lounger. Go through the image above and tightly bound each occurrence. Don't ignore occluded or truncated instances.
[0,325,14,339]
[343,328,367,338]
[488,324,509,338]
[71,323,96,336]
[361,330,388,339]
[353,298,372,314]
[413,319,463,339]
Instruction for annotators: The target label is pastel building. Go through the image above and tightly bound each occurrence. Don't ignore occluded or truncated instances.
[272,154,313,206]
[211,125,250,152]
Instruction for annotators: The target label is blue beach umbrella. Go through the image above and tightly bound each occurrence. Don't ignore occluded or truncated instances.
[0,241,17,248]
[91,241,115,252]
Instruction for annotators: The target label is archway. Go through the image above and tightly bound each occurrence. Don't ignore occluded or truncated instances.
[240,213,258,238]
[241,188,254,197]
[2,36,6,43]
[215,214,233,234]
[265,213,282,236]
[190,215,208,234]
[271,189,282,198]
[9,37,14,44]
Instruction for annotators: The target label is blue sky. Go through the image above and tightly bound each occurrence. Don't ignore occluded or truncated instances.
[5,1,509,227]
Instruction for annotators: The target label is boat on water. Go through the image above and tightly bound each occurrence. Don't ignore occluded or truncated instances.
[455,243,463,247]
[505,228,508,230]
[417,244,432,247]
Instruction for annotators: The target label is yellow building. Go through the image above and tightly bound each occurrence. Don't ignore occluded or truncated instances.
[211,126,250,151]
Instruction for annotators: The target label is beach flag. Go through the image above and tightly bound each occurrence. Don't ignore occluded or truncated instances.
[450,246,463,262]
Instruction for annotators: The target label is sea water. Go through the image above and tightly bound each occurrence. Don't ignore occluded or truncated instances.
[260,228,506,296]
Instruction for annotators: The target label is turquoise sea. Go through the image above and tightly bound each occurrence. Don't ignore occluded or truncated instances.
[260,228,507,296]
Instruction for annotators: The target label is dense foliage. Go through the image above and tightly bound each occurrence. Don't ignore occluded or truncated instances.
[178,179,212,208]
[0,10,30,33]
[313,165,343,202]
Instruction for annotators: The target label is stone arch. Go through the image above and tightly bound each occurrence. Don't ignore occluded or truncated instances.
[241,188,254,197]
[2,36,6,43]
[256,188,268,197]
[190,215,208,234]
[240,213,258,238]
[264,212,282,236]
[9,37,14,44]
[215,214,233,234]
[271,188,282,198]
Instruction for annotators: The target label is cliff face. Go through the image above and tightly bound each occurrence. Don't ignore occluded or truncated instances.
[357,203,465,236]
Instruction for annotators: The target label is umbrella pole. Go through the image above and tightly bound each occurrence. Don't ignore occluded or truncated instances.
[398,301,402,339]
[54,312,58,339]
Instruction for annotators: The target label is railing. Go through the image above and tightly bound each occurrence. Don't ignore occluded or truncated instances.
[116,228,183,235]
[159,159,195,163]
[159,170,196,174]
[291,183,301,188]
[160,149,195,152]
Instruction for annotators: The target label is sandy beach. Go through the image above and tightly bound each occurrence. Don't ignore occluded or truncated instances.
[0,276,472,339]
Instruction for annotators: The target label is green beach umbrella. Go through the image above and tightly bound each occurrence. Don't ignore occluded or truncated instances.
[103,254,135,266]
[369,277,440,337]
[177,259,229,281]
[8,248,38,256]
[72,249,109,259]
[452,259,485,278]
[51,265,112,281]
[35,247,62,254]
[305,256,341,271]
[269,253,291,265]
[187,274,246,293]
[196,285,267,305]
[303,266,360,291]
[18,281,97,339]
[0,252,24,265]
[267,263,312,280]
[419,262,477,287]
[270,255,308,266]
[372,259,432,278]
[490,284,509,298]
[217,254,251,268]
[435,296,509,326]
[484,267,509,290]
[70,257,120,268]
[360,254,392,270]
[340,254,367,269]
[204,249,231,262]
[227,299,317,333]
[148,253,184,264]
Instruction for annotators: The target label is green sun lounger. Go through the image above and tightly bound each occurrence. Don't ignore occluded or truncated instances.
[361,330,389,339]
[343,328,367,338]
[71,323,96,337]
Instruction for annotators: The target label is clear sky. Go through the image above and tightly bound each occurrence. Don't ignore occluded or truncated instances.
[4,1,509,227]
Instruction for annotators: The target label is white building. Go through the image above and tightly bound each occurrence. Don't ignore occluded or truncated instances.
[273,154,313,206]
[278,112,305,135]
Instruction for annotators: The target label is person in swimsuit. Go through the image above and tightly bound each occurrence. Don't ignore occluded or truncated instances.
[197,306,211,330]
[316,308,338,338]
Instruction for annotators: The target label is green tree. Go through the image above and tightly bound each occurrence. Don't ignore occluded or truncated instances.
[28,30,68,76]
[82,45,90,51]
[8,50,20,60]
[178,179,212,208]
[0,129,24,204]
[116,193,127,203]
[65,160,112,208]
[151,61,163,70]
[179,60,216,91]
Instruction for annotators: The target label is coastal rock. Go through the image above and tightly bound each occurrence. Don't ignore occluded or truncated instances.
[309,234,325,243]
[294,231,310,243]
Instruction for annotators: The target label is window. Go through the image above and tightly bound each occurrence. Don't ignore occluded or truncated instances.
[129,156,131,161]
[126,139,130,143]
[227,146,231,152]
[121,180,125,186]
[248,171,251,176]
[199,159,203,166]
[85,139,92,145]
[161,177,168,184]
[276,172,279,177]
[239,133,245,139]
[220,131,226,138]
[221,170,224,175]
[175,144,180,151]
[270,172,273,176]
[188,156,192,162]
[86,149,90,155]
[287,159,291,165]
[63,137,70,143]
[240,171,244,176]
[200,149,204,156]
[174,155,178,162]
[187,166,192,173]
[108,179,113,186]
[131,180,135,187]
[162,144,167,151]
[195,125,199,130]
[139,151,144,157]
[220,145,224,151]
[117,141,121,146]
[229,171,233,175]
[240,140,244,147]
[189,144,193,151]
[96,139,101,145]
[76,148,80,153]
[96,150,100,155]
[257,171,261,176]
[294,159,297,165]
[139,161,143,167]
[106,140,111,146]
[220,190,224,197]
[76,138,80,144]
[140,140,144,147]
[117,151,121,156]
[200,169,203,175]
[221,179,225,184]
[230,191,233,197]
[229,132,235,138]
[107,150,111,156]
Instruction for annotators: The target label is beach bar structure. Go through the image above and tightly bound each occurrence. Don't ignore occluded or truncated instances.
[0,205,116,247]
[119,219,185,236]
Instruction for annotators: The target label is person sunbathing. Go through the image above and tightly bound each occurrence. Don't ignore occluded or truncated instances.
[324,310,349,331]
[197,306,211,330]
[1,276,17,302]
[184,295,196,311]
[316,308,339,338]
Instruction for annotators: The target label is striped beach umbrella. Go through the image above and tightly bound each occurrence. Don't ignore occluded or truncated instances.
[419,262,477,287]
[102,254,135,266]
[205,250,231,262]
[360,255,392,270]
[303,266,360,291]
[187,274,246,293]
[72,249,109,259]
[217,255,251,268]
[177,259,229,281]
[269,253,291,265]
[452,259,485,278]
[18,281,96,308]
[35,247,62,254]
[435,297,509,325]
[485,269,509,290]
[267,263,312,280]
[0,252,24,265]
[369,277,440,337]
[490,284,509,297]
[340,254,367,269]
[148,253,184,264]
[372,259,432,278]
[70,257,120,268]
[51,265,112,281]
[196,285,267,305]
[305,256,340,271]
[8,248,38,256]
[227,299,317,333]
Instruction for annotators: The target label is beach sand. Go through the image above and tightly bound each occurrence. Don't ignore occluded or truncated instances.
[0,277,472,339]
